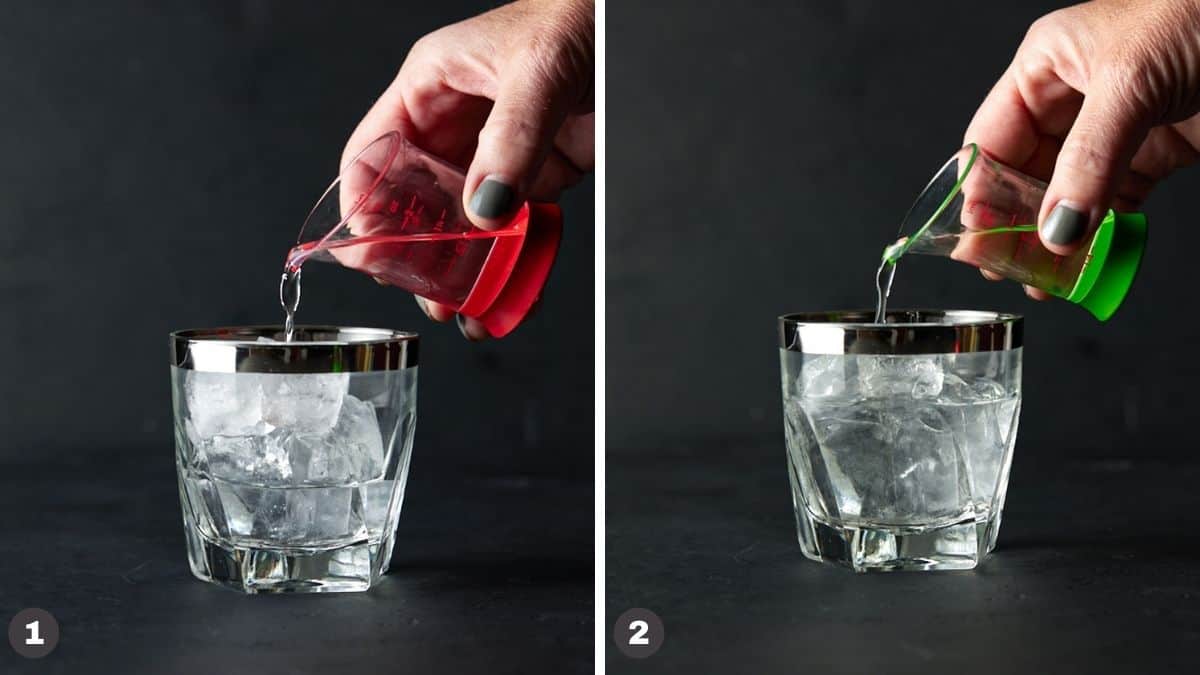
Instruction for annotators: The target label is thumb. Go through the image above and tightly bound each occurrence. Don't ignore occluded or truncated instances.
[464,53,576,230]
[1039,75,1149,255]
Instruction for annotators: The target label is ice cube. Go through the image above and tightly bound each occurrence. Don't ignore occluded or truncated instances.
[243,486,361,546]
[194,432,293,485]
[938,373,1007,404]
[185,371,265,439]
[261,372,350,435]
[809,404,897,521]
[301,487,360,543]
[937,376,1019,504]
[859,355,945,399]
[287,394,384,485]
[887,406,972,524]
[214,484,302,543]
[810,401,972,526]
[799,355,848,398]
[216,482,255,538]
[215,481,361,546]
[970,378,1008,401]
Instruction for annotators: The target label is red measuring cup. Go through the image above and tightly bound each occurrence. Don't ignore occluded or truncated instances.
[289,132,562,338]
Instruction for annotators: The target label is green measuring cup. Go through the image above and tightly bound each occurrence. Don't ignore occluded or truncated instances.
[885,144,1147,320]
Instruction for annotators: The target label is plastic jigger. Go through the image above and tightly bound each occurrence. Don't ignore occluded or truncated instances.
[289,131,562,338]
[884,144,1147,321]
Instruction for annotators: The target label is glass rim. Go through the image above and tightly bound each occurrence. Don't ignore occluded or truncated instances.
[297,132,402,248]
[778,309,1022,355]
[297,132,473,250]
[170,325,419,373]
[887,143,980,263]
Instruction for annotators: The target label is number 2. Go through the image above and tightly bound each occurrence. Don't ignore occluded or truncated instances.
[628,619,649,646]
[25,620,44,646]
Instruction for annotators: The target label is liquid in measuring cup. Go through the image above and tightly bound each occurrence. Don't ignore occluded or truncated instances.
[876,221,1104,323]
[278,228,525,341]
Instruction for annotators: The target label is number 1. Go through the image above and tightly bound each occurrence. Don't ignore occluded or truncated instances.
[25,620,44,646]
[628,619,649,645]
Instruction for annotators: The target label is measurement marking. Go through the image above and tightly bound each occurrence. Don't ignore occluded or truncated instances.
[980,202,995,228]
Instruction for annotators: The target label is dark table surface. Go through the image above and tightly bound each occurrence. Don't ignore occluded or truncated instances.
[0,447,593,674]
[607,439,1200,674]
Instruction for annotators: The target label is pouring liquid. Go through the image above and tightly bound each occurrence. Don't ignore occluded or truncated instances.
[874,257,897,324]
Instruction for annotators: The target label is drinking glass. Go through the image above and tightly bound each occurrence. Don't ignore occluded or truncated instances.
[779,310,1022,571]
[170,325,418,593]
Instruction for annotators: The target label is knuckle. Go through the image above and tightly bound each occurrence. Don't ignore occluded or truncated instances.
[1024,9,1071,44]
[523,38,576,90]
[1097,3,1195,119]
[402,32,450,85]
[519,11,594,105]
[1056,137,1118,185]
[1096,54,1159,120]
[479,114,542,155]
[408,32,439,61]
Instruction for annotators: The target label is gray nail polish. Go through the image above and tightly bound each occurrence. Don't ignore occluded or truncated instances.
[456,314,478,342]
[468,179,514,218]
[1042,204,1088,245]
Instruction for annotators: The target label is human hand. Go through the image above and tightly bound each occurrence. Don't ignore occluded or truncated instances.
[965,0,1200,299]
[343,0,594,338]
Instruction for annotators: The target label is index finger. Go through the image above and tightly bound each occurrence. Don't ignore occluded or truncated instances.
[963,69,1040,169]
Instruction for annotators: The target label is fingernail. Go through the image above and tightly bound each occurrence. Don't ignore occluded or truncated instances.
[456,314,487,342]
[415,296,432,319]
[374,276,390,286]
[1041,203,1088,245]
[468,177,515,218]
[456,314,476,341]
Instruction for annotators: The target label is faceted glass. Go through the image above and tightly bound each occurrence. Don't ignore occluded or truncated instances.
[779,311,1022,571]
[170,327,418,593]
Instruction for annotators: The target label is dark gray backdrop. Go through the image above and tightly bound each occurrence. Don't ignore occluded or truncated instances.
[0,1,594,475]
[608,0,1196,456]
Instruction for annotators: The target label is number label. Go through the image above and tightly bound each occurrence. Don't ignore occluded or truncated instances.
[24,620,44,646]
[628,619,649,645]
[614,608,663,658]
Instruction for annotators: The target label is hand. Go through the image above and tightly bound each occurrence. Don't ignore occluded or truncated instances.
[344,0,594,339]
[964,0,1200,299]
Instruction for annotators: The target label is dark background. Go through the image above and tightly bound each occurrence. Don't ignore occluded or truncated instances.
[608,0,1196,452]
[0,1,593,673]
[608,1,1200,673]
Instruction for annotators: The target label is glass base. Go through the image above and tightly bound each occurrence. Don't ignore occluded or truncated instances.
[182,524,394,593]
[795,507,1001,572]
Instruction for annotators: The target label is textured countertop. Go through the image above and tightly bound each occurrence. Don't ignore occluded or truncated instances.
[607,439,1200,674]
[0,447,593,674]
